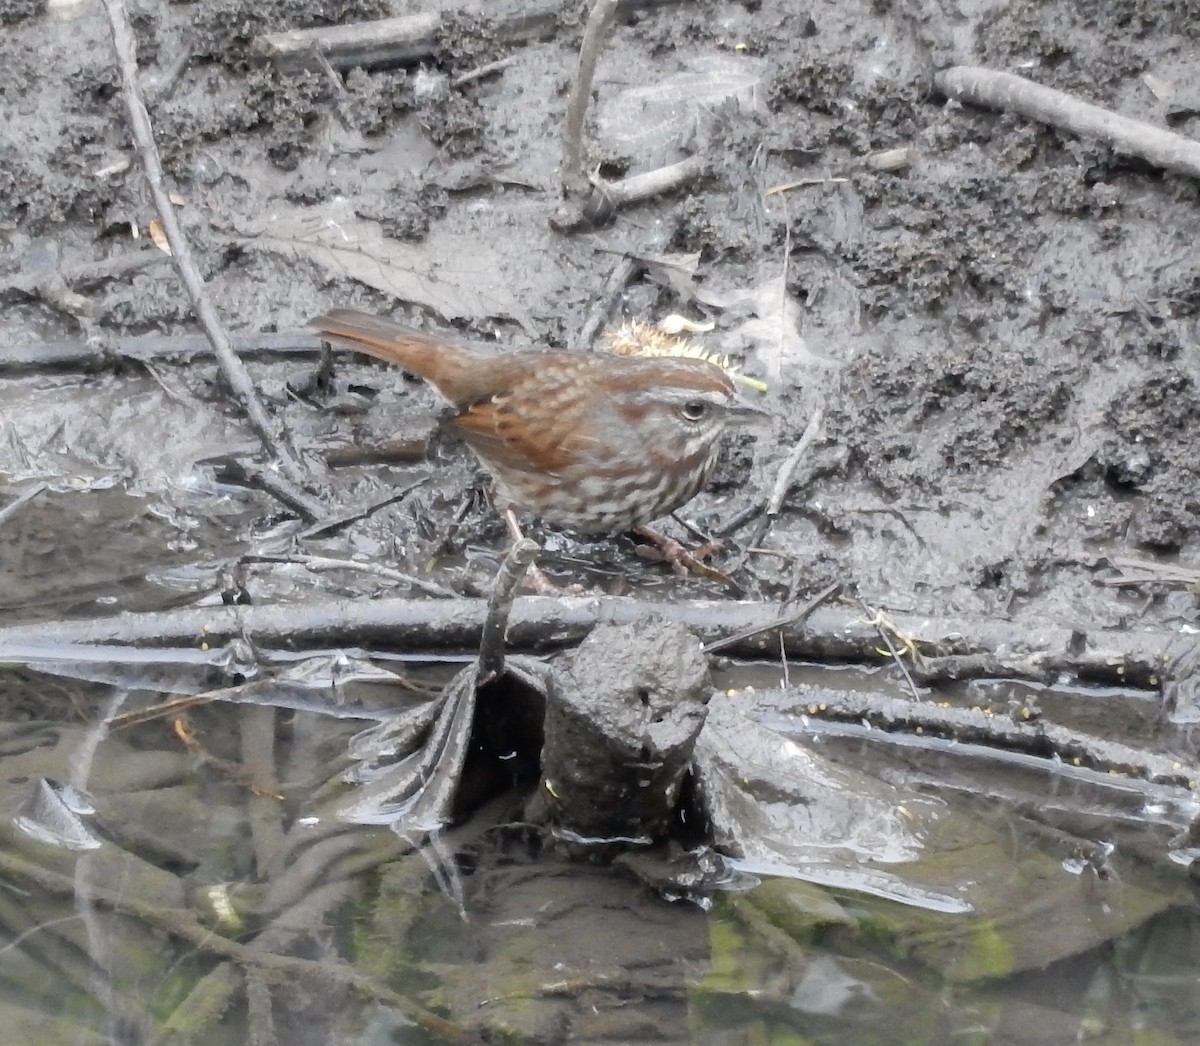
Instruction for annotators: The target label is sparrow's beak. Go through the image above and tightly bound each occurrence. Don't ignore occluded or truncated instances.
[728,398,772,428]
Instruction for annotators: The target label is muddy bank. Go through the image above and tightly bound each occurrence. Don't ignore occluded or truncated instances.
[1,0,1199,1042]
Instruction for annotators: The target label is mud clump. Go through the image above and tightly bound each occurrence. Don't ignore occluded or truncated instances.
[1099,368,1200,550]
[531,622,711,845]
[830,339,1075,496]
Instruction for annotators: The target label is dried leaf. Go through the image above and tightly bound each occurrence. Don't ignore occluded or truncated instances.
[92,158,131,179]
[148,220,172,256]
[428,161,541,193]
[634,249,702,300]
[236,205,533,330]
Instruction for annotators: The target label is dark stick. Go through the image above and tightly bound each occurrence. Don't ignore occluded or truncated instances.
[0,595,1174,690]
[214,459,327,523]
[0,331,326,374]
[937,66,1200,180]
[102,0,307,486]
[577,256,638,348]
[0,250,168,309]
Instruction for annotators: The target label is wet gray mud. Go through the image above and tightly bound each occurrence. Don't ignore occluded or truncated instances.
[2,0,1200,1043]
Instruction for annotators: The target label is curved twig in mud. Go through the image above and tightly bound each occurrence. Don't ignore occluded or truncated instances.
[551,156,707,231]
[103,0,307,486]
[789,688,1199,790]
[750,408,825,547]
[0,595,1177,690]
[479,539,540,682]
[562,0,619,196]
[451,55,520,89]
[937,66,1200,181]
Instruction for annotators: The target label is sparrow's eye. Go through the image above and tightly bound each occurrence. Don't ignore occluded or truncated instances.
[679,400,709,422]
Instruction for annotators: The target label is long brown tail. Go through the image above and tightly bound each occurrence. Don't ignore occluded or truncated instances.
[308,309,466,380]
[309,309,451,374]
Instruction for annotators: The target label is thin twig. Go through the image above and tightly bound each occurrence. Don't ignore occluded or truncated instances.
[103,0,307,486]
[749,408,824,547]
[562,0,619,195]
[577,255,638,348]
[297,480,430,540]
[0,484,47,529]
[858,598,923,702]
[313,48,353,132]
[478,538,540,682]
[766,176,850,194]
[775,187,792,381]
[937,65,1200,180]
[1096,556,1200,589]
[241,703,286,874]
[213,459,327,523]
[702,581,841,655]
[0,848,485,1045]
[143,34,194,105]
[451,55,519,89]
[767,410,825,518]
[244,553,455,599]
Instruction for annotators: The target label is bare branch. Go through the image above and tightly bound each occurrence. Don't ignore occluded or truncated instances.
[937,65,1200,180]
[562,0,619,195]
[103,0,307,485]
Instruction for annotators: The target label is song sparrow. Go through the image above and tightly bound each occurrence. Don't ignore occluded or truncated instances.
[310,309,767,534]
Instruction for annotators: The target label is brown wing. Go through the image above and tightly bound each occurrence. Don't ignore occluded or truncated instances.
[451,355,602,476]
